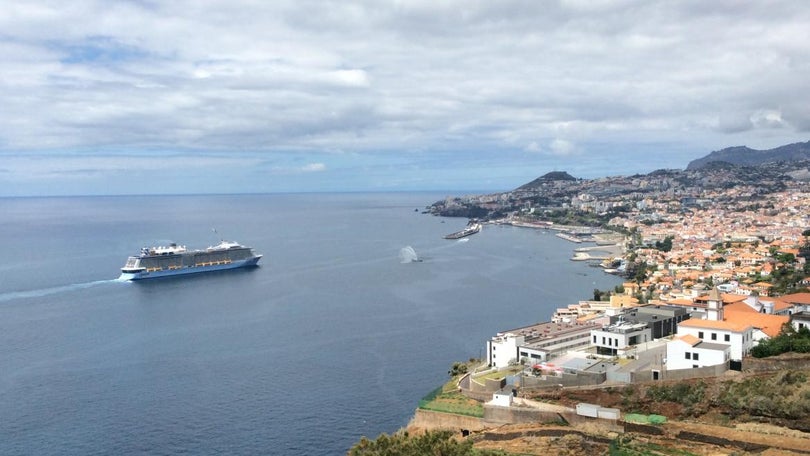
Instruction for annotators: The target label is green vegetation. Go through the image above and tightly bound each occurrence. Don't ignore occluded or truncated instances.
[654,236,673,252]
[614,369,810,424]
[349,430,508,456]
[609,435,698,456]
[645,381,706,416]
[716,370,810,419]
[623,414,667,425]
[418,382,484,418]
[448,361,470,377]
[751,324,810,357]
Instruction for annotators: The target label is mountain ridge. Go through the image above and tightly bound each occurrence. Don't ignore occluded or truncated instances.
[686,140,810,170]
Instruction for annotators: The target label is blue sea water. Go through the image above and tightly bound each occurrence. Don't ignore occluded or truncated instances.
[0,193,622,455]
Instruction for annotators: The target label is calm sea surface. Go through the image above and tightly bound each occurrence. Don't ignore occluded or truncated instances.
[0,193,622,455]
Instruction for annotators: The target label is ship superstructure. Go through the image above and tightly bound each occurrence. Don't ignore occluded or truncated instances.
[120,240,262,280]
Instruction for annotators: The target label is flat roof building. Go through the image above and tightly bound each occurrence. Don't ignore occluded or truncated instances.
[487,321,600,368]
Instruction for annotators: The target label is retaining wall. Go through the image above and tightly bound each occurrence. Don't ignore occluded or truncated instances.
[743,353,810,372]
[407,409,486,433]
[482,404,567,425]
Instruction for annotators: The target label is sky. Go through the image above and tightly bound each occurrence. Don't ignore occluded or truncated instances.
[1,1,810,196]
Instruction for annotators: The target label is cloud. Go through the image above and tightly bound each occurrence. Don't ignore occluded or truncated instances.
[549,139,578,156]
[300,162,326,172]
[715,113,754,134]
[1,0,809,195]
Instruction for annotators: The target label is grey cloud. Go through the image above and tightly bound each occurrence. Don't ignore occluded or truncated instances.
[1,0,809,180]
[716,113,754,134]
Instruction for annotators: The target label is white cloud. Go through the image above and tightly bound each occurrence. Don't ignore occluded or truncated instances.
[328,69,370,88]
[549,139,578,156]
[301,162,327,172]
[1,0,809,194]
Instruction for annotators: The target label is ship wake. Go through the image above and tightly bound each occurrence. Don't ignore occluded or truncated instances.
[0,279,124,303]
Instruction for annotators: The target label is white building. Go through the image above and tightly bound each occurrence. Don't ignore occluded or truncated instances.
[666,334,729,370]
[791,312,810,332]
[675,288,757,361]
[675,319,754,361]
[591,321,651,356]
[590,305,688,356]
[486,321,599,368]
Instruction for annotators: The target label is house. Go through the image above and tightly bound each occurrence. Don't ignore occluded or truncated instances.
[791,311,810,333]
[675,288,755,361]
[666,334,730,370]
[490,390,513,407]
[676,314,754,361]
[779,292,810,313]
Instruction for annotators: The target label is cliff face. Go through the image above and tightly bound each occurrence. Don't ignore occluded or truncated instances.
[686,140,810,169]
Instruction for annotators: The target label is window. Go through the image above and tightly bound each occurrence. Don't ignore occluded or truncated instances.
[602,337,606,345]
[698,331,704,338]
[724,334,730,342]
[693,353,699,360]
[593,335,597,343]
[685,352,691,359]
[711,333,717,341]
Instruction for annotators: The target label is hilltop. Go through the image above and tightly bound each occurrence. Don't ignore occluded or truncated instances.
[687,140,810,170]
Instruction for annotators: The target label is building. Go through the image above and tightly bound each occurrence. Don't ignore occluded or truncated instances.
[666,334,730,370]
[675,288,759,361]
[590,305,690,356]
[791,311,810,332]
[675,319,754,361]
[486,321,599,368]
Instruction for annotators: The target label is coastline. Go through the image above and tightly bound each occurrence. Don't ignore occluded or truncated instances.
[489,219,627,265]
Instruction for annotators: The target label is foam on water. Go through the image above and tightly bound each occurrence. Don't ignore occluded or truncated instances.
[399,246,419,263]
[0,279,123,303]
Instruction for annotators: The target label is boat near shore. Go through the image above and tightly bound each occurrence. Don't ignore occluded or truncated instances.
[444,221,482,239]
[120,240,262,280]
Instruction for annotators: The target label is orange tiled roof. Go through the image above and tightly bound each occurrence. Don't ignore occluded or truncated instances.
[720,293,748,304]
[724,310,788,338]
[723,302,757,313]
[679,318,752,332]
[676,334,701,346]
[780,292,810,305]
[771,298,793,312]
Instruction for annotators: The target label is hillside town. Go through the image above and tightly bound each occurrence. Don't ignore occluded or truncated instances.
[413,154,810,452]
[453,161,810,379]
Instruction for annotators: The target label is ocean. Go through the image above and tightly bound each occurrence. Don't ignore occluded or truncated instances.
[0,193,622,455]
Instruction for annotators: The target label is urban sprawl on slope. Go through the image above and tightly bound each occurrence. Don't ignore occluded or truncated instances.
[427,162,810,394]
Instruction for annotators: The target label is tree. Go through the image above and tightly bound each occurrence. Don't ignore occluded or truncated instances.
[448,362,468,377]
[655,236,673,252]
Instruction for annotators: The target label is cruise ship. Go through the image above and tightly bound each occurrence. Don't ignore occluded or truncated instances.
[120,240,262,280]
